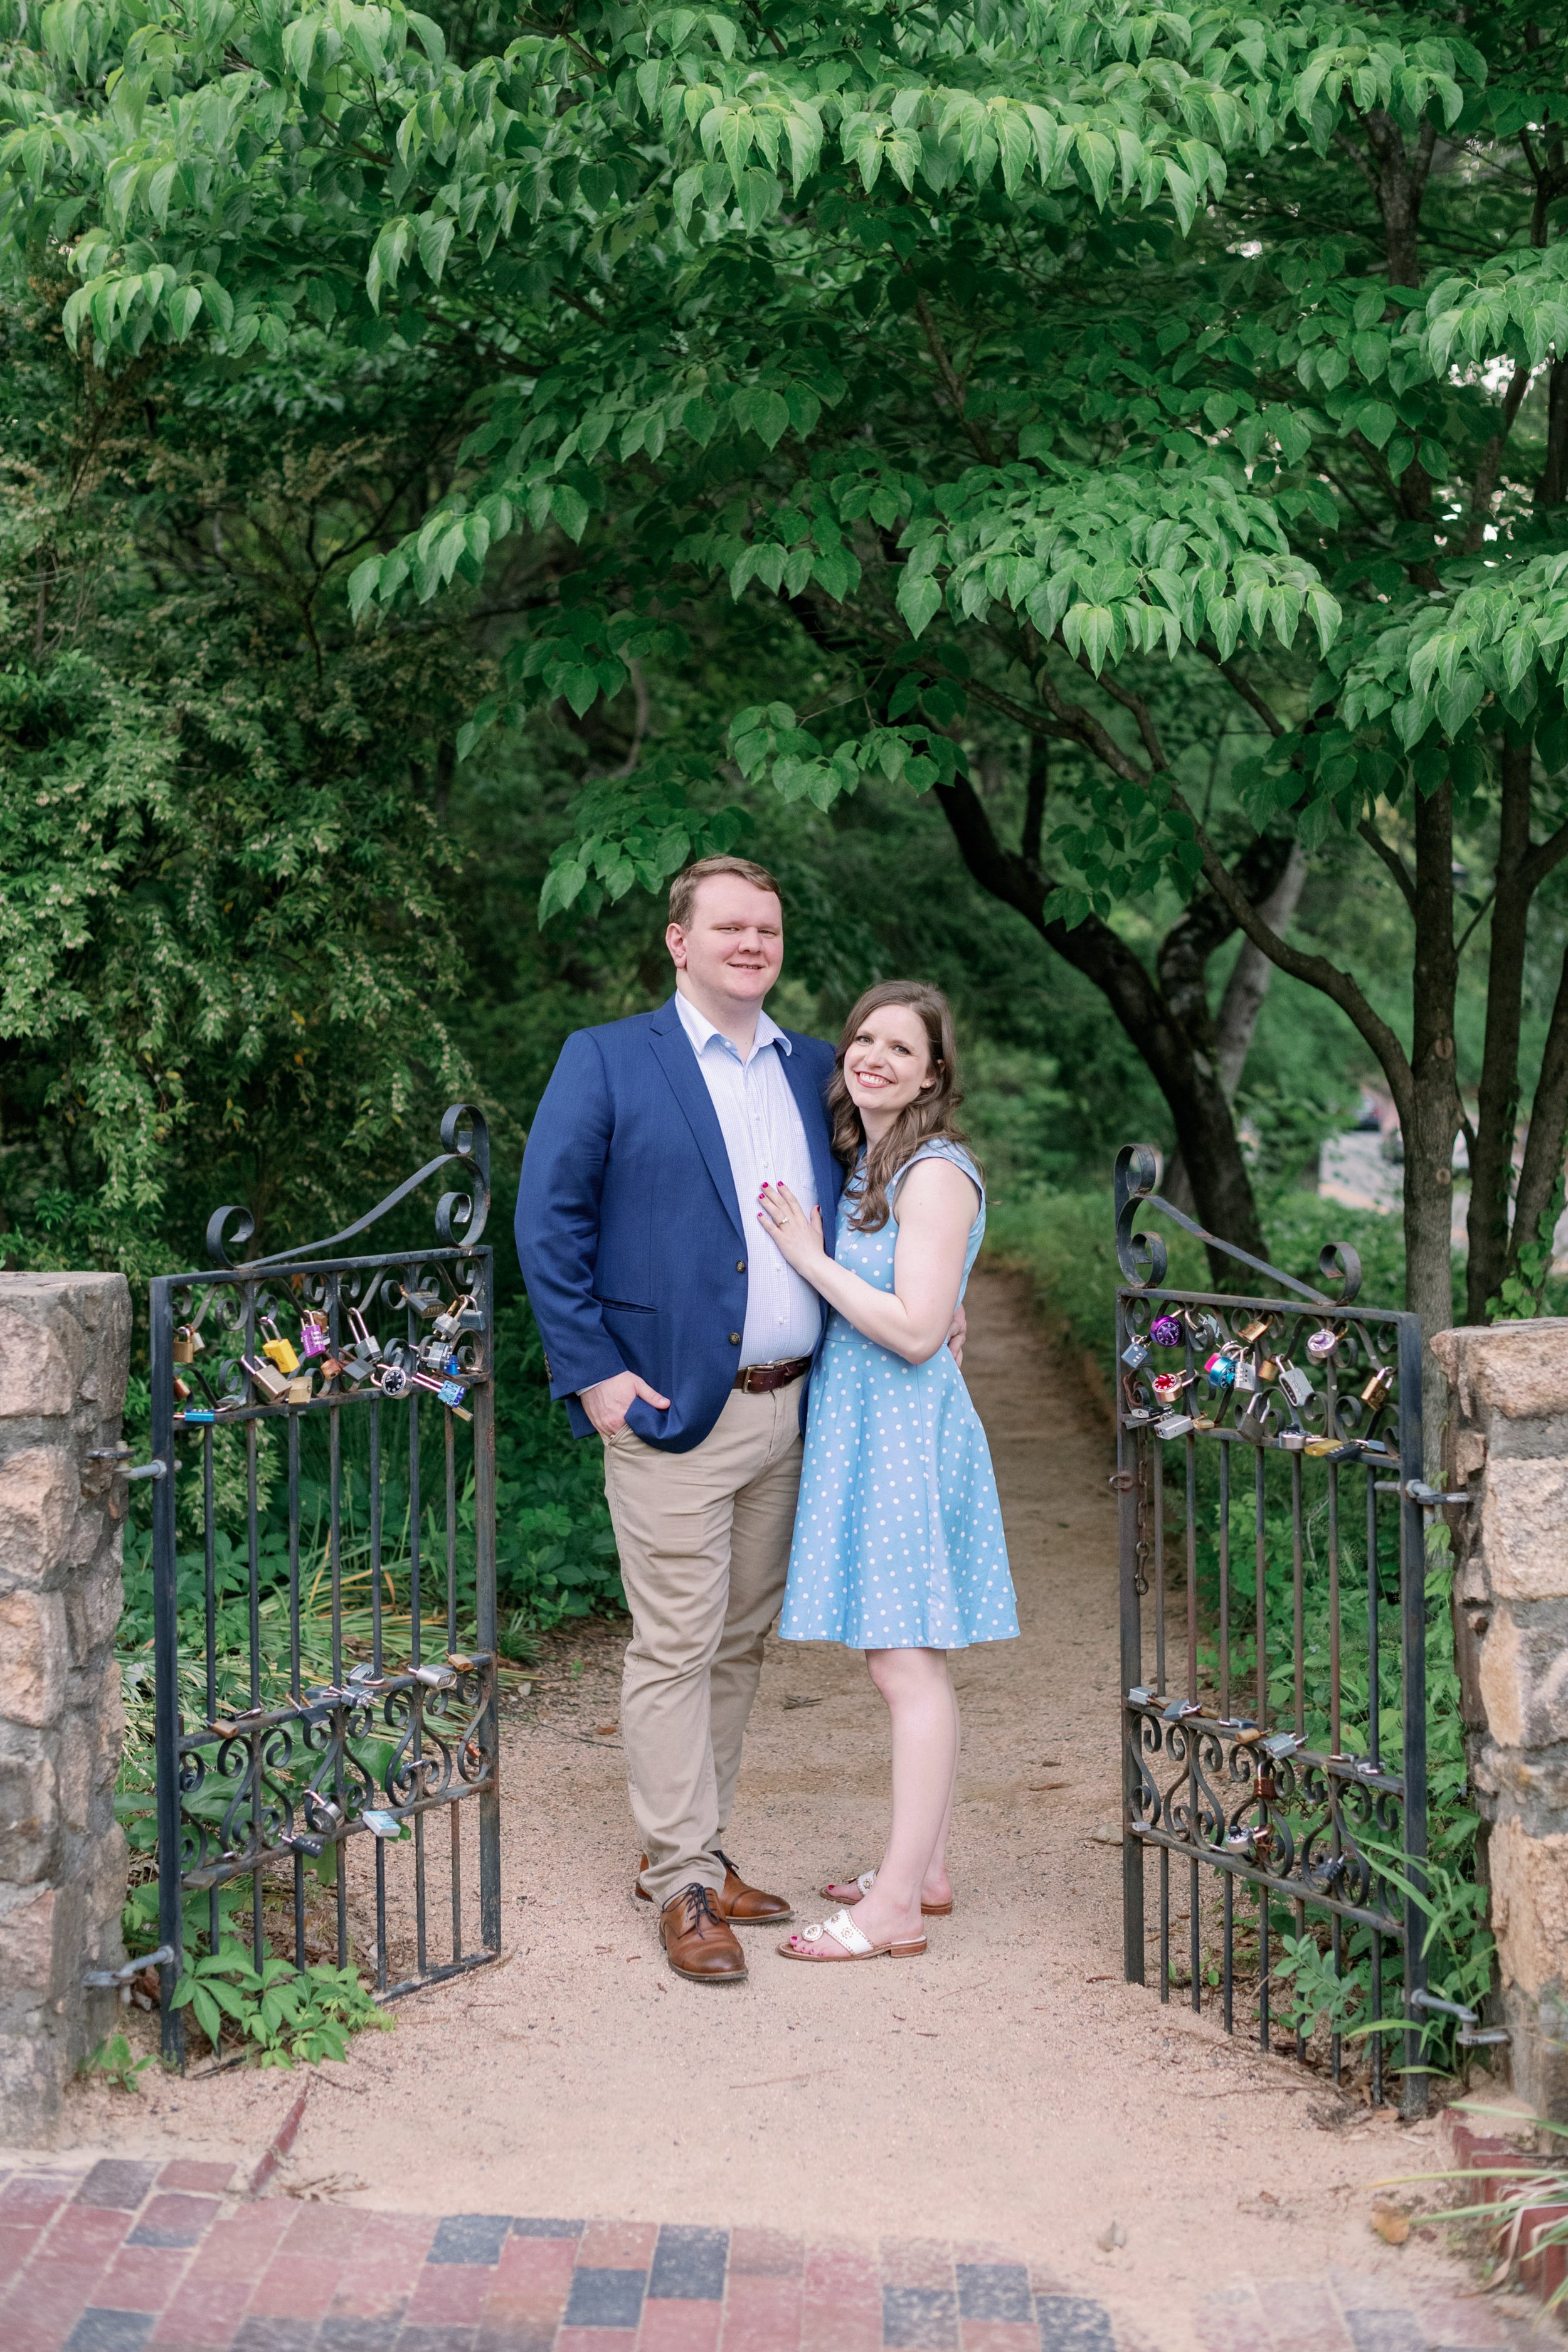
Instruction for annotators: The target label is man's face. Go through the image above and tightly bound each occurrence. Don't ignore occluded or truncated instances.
[667,877,784,1006]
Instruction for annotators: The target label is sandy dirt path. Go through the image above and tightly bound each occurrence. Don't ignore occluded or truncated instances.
[53,1268,1492,2346]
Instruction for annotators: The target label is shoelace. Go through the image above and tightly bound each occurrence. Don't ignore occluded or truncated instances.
[711,1847,738,1880]
[670,1882,723,1933]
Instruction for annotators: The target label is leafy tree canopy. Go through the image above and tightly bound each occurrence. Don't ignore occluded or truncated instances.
[5,0,1568,1340]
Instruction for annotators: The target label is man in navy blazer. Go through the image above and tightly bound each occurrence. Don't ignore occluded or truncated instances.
[517,856,844,1984]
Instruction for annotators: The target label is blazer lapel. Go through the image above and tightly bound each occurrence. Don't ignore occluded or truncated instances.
[780,1032,842,1258]
[647,1000,743,1239]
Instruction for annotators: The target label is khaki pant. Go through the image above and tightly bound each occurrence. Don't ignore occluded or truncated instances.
[602,1384,802,1907]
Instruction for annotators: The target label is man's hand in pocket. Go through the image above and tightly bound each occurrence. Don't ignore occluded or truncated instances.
[580,1370,671,1436]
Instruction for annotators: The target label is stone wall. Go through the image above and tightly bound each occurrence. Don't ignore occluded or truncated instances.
[1433,1319,1568,2119]
[0,1273,132,2142]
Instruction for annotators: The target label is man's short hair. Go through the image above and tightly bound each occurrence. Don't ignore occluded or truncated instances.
[667,855,783,931]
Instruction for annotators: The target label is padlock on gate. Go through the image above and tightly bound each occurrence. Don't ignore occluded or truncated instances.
[1121,1335,1151,1370]
[241,1353,291,1404]
[300,1311,329,1359]
[172,1323,203,1365]
[1360,1366,1394,1411]
[260,1316,300,1376]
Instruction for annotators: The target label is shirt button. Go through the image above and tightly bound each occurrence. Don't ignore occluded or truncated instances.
[729,1332,742,1345]
[736,1259,746,1273]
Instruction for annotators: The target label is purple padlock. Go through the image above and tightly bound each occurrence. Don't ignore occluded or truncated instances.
[1150,1314,1182,1347]
[300,1311,329,1359]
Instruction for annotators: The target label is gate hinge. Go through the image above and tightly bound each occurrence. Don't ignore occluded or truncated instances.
[84,1946,174,1989]
[1406,1480,1475,1508]
[87,1446,167,1481]
[1109,1471,1136,1493]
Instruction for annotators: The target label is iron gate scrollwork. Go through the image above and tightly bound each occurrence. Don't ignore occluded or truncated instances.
[1113,1143,1431,2117]
[147,1106,501,2069]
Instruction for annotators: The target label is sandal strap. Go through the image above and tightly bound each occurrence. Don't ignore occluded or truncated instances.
[822,1907,872,1954]
[857,1868,877,1895]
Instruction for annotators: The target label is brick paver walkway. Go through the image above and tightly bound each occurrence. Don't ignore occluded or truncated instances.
[0,2159,1524,2352]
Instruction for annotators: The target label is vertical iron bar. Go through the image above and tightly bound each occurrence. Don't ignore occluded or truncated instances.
[1259,1877,1270,2052]
[1153,1431,1166,1696]
[1328,1462,1342,1755]
[411,1389,426,1976]
[450,1794,464,1963]
[1117,1300,1145,1987]
[1367,1469,1380,1769]
[1190,1854,1201,2015]
[369,1396,383,1675]
[1330,1908,1343,2085]
[1218,1443,1231,1720]
[1291,1449,1304,1738]
[246,1409,262,1966]
[1222,1869,1234,2034]
[1397,1310,1429,2119]
[204,1426,219,1963]
[150,1278,185,2069]
[474,1250,501,1957]
[1159,1843,1169,2005]
[375,1839,388,1993]
[330,1386,346,1968]
[288,1412,304,1974]
[445,1411,458,1656]
[1291,1446,1305,2059]
[1254,1446,1267,1725]
[1184,1431,1197,1698]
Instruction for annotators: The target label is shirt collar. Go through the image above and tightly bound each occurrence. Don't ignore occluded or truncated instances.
[673,991,792,1062]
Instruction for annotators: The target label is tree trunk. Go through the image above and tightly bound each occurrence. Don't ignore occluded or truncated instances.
[1465,743,1533,1322]
[1404,784,1461,1461]
[1214,843,1309,1098]
[932,772,1269,1276]
[1509,939,1568,1299]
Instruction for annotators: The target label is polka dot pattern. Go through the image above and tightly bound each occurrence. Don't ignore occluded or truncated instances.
[778,1141,1020,1653]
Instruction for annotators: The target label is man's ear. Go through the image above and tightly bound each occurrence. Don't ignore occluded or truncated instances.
[665,922,688,968]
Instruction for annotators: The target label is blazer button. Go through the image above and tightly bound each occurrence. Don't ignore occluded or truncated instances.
[736,1259,746,1273]
[729,1332,741,1345]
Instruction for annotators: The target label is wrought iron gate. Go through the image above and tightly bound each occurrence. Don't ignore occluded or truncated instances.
[1113,1145,1434,2116]
[146,1107,501,2068]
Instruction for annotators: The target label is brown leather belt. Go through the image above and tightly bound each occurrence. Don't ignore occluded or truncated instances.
[734,1355,812,1395]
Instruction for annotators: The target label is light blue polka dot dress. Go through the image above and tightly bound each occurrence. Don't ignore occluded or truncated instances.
[778,1140,1018,1652]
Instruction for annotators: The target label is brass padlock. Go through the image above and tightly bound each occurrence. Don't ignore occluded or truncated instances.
[1360,1366,1393,1409]
[285,1375,313,1406]
[1237,1317,1272,1345]
[260,1316,300,1376]
[172,1323,203,1365]
[241,1353,290,1404]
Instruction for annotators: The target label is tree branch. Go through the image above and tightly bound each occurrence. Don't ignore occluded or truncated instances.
[913,291,995,464]
[1205,650,1284,737]
[1463,361,1535,555]
[1358,817,1417,911]
[1171,787,1416,1126]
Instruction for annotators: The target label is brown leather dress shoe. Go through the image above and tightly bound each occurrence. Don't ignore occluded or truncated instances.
[660,1883,748,1983]
[635,1848,793,1924]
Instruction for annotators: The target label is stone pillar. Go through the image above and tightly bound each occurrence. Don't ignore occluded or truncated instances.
[1432,1320,1568,2120]
[0,1273,132,2141]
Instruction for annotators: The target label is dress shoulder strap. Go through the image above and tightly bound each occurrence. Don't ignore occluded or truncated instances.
[891,1138,984,1203]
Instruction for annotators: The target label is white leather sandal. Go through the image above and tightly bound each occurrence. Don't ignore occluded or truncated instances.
[776,1906,927,1963]
[820,1867,955,1919]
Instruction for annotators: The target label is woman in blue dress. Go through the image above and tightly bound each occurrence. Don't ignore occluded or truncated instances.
[755,980,1017,1965]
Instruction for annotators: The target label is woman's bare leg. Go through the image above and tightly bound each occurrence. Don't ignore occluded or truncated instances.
[829,1647,957,1947]
[824,1653,960,1909]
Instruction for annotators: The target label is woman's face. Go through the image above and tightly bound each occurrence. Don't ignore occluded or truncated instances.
[842,1004,938,1120]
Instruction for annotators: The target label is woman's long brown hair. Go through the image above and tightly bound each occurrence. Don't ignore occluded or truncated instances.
[828,981,980,1232]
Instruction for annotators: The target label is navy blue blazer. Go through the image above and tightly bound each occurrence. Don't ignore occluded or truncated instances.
[516,997,843,1453]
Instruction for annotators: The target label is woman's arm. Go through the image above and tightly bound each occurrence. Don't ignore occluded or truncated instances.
[757,1160,977,1364]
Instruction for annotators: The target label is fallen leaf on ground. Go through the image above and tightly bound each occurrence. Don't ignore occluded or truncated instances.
[1370,2198,1411,2245]
[1028,1781,1069,1791]
[1090,1826,1123,1845]
[1097,2220,1127,2252]
[782,1695,825,1710]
